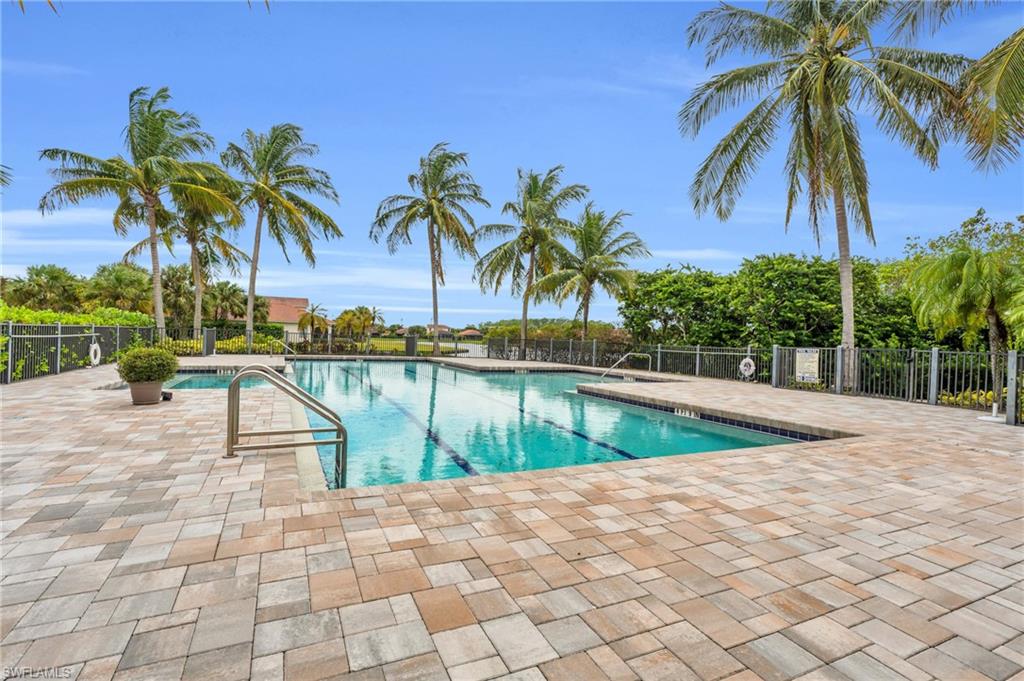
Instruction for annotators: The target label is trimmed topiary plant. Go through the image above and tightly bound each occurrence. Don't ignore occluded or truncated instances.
[117,347,178,405]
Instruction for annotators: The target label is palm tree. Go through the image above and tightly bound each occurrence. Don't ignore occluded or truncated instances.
[371,142,489,355]
[160,264,195,326]
[350,306,376,337]
[205,281,247,321]
[221,124,341,340]
[679,2,968,355]
[5,264,83,312]
[39,86,239,329]
[298,303,329,337]
[87,263,152,313]
[0,164,11,187]
[533,204,650,339]
[333,309,356,338]
[908,212,1023,414]
[125,203,248,334]
[475,167,588,359]
[888,2,1023,170]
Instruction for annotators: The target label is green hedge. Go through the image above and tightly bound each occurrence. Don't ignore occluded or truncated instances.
[0,303,154,327]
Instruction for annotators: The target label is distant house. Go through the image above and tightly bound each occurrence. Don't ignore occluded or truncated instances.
[426,324,452,335]
[263,296,308,333]
[457,328,483,340]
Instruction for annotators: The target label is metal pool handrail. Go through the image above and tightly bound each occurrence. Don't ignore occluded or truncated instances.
[270,338,296,356]
[600,352,652,379]
[225,363,348,488]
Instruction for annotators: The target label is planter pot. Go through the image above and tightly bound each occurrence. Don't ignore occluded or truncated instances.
[128,381,163,405]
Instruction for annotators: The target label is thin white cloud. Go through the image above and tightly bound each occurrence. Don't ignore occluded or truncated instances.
[2,207,114,228]
[2,59,89,77]
[2,230,130,254]
[232,265,481,292]
[651,248,745,260]
[468,53,704,100]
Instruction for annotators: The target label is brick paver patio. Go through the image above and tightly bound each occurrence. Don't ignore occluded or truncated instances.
[1,356,1021,681]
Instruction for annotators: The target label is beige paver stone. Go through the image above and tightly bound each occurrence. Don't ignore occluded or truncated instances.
[481,613,558,672]
[18,621,136,669]
[345,620,434,671]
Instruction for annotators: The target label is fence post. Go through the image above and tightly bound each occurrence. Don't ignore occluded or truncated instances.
[695,344,701,377]
[834,346,844,394]
[928,347,940,405]
[771,344,780,388]
[115,324,120,355]
[55,322,62,374]
[568,338,573,365]
[1006,350,1019,426]
[549,338,554,362]
[656,344,662,372]
[503,336,508,359]
[4,321,12,384]
[592,339,597,367]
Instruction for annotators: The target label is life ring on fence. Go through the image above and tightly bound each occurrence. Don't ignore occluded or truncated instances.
[88,342,102,367]
[739,356,756,378]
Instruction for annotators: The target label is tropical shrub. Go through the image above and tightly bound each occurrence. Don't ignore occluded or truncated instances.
[216,332,279,354]
[0,303,154,327]
[117,347,178,383]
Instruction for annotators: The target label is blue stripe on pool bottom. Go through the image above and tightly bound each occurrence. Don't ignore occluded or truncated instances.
[339,367,478,476]
[429,368,639,461]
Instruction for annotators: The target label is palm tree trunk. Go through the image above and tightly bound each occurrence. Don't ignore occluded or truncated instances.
[427,219,441,356]
[581,294,590,341]
[246,204,265,347]
[520,249,535,361]
[986,304,1008,414]
[190,245,203,336]
[833,185,856,390]
[145,196,165,331]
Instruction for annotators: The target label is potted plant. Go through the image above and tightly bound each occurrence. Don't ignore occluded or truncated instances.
[117,346,178,405]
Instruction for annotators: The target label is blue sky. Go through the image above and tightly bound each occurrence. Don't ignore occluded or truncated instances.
[3,1,1022,328]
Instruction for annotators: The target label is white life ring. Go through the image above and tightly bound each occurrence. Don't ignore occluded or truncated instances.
[89,342,102,367]
[739,356,756,377]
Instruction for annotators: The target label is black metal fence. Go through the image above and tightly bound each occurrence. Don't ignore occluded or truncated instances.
[486,338,1023,426]
[282,333,466,357]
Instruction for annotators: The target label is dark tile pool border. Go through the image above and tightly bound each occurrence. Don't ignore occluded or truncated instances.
[575,386,828,442]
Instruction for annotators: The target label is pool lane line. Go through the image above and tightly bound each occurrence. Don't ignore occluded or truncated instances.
[337,366,479,477]
[429,368,639,461]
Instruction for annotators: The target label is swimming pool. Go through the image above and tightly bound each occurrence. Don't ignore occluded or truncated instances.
[289,360,792,488]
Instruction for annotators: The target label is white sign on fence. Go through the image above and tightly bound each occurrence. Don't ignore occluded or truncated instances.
[795,348,820,383]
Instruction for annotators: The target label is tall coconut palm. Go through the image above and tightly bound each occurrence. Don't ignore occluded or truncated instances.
[125,202,248,334]
[221,124,341,340]
[298,303,329,336]
[888,1,1023,170]
[39,86,239,329]
[679,2,968,355]
[205,281,247,321]
[371,143,489,355]
[475,167,589,359]
[533,204,650,339]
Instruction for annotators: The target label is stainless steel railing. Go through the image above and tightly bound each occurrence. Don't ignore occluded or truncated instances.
[600,352,652,378]
[225,363,348,488]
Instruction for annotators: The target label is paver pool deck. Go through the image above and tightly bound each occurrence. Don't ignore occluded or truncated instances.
[1,356,1021,681]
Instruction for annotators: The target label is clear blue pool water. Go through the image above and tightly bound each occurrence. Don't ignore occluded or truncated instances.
[285,360,791,488]
[167,373,267,389]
